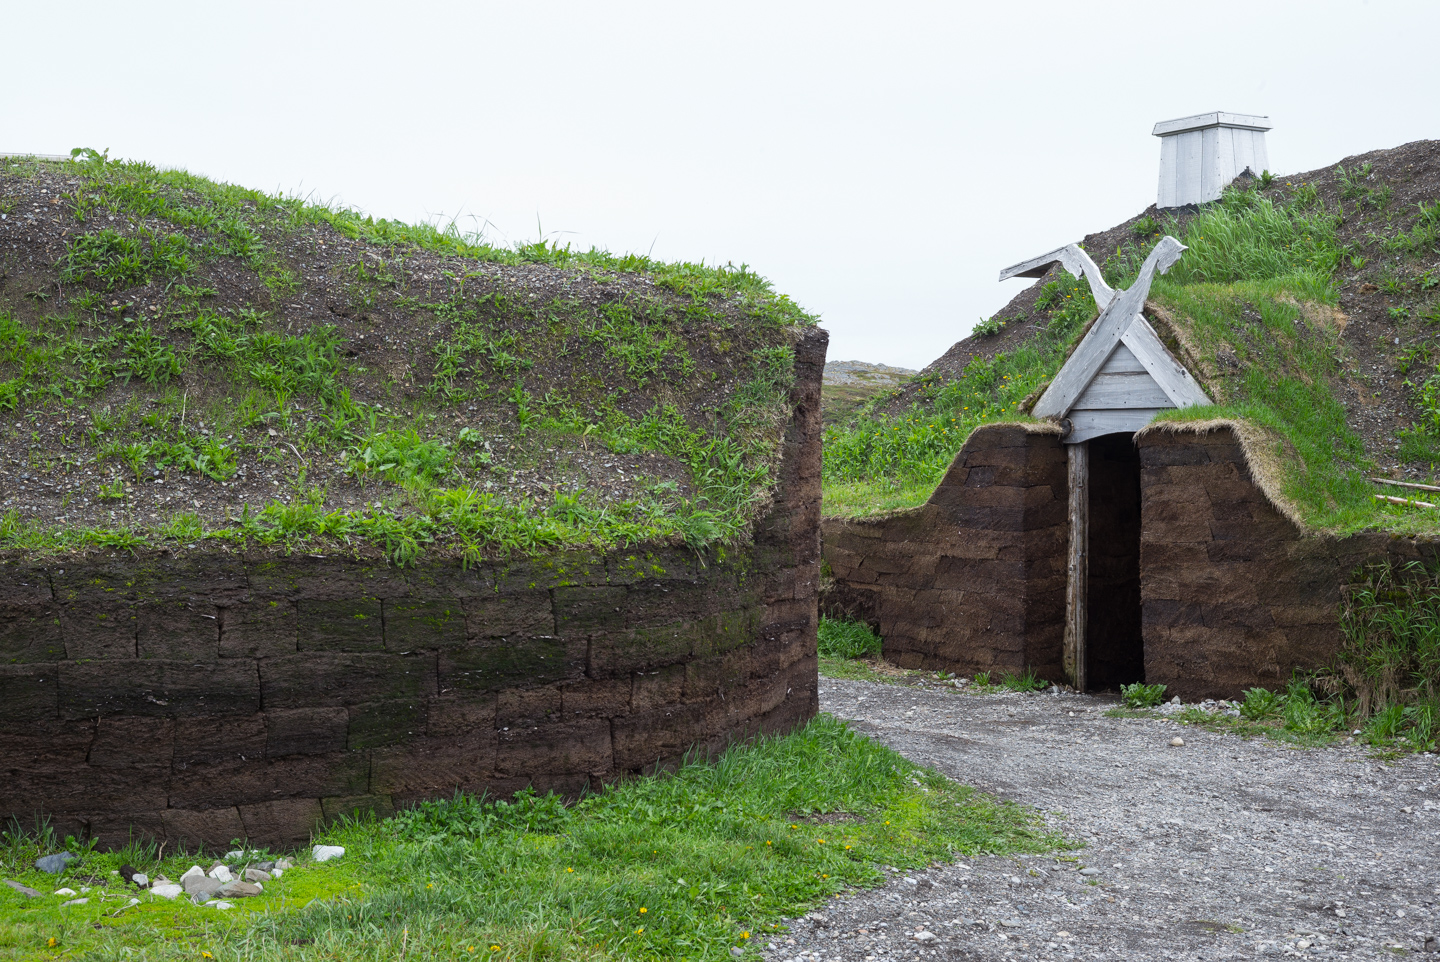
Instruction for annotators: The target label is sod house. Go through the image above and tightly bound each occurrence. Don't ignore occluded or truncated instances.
[823,149,1440,700]
[0,153,825,850]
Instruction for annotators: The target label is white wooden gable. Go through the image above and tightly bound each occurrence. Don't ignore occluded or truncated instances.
[1000,235,1211,444]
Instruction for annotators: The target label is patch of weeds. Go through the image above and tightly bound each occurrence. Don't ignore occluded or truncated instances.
[58,227,194,290]
[999,668,1048,693]
[1239,686,1285,720]
[347,427,454,488]
[1121,682,1167,708]
[971,316,1005,337]
[1131,215,1160,236]
[818,616,883,659]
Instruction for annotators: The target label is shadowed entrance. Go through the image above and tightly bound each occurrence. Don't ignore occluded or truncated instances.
[1084,433,1144,690]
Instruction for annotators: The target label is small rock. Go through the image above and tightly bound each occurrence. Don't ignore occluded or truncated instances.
[150,884,183,900]
[224,850,245,860]
[184,877,224,898]
[35,852,77,874]
[3,879,42,898]
[275,859,293,870]
[312,845,345,863]
[256,861,276,872]
[914,930,940,943]
[60,897,88,907]
[271,868,284,878]
[179,865,205,884]
[207,864,233,883]
[54,887,77,897]
[243,868,272,883]
[1170,737,1185,747]
[1000,919,1023,927]
[132,872,149,887]
[216,880,262,898]
[729,948,743,958]
[1079,867,1100,876]
[211,900,235,910]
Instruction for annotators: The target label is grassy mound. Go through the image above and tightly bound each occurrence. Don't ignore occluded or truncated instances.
[0,151,816,563]
[0,718,1064,961]
[822,141,1440,536]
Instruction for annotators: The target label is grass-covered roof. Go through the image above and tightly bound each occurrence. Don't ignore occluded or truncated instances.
[824,140,1440,536]
[0,150,816,563]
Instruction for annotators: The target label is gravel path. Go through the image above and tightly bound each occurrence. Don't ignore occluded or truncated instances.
[765,677,1440,961]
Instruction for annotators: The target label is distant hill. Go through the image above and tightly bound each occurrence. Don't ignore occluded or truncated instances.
[821,359,916,425]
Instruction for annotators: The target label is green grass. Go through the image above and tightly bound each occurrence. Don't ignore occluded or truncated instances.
[816,617,882,659]
[0,152,818,563]
[0,717,1064,961]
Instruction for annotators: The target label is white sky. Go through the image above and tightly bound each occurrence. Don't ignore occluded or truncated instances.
[5,0,1438,369]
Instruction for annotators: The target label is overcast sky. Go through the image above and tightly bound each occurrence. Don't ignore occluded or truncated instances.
[5,0,1438,368]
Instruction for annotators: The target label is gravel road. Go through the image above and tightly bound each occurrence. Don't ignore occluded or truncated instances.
[764,676,1440,962]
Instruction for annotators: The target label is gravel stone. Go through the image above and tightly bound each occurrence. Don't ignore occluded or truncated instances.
[149,883,183,899]
[35,852,76,874]
[312,845,345,863]
[763,677,1440,961]
[184,877,223,898]
[3,879,42,898]
[216,880,262,898]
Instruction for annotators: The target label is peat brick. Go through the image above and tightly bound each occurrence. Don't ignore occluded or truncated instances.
[239,798,323,848]
[219,599,297,659]
[59,659,260,719]
[440,636,580,692]
[385,596,467,650]
[260,652,434,709]
[265,707,351,757]
[297,598,384,651]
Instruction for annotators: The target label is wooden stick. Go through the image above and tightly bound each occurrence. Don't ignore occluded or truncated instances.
[1375,494,1439,510]
[1370,477,1440,494]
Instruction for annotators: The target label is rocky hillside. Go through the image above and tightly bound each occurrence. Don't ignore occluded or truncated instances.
[820,359,915,425]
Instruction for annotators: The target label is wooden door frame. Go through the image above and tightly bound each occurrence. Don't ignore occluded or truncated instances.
[1064,439,1088,692]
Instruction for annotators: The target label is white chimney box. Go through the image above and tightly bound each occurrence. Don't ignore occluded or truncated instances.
[1153,111,1271,208]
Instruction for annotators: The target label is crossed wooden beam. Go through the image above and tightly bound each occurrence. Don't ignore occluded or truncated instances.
[998,237,1210,422]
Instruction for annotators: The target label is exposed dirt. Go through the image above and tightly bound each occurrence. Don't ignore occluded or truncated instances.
[879,140,1440,479]
[0,158,804,542]
[765,677,1440,962]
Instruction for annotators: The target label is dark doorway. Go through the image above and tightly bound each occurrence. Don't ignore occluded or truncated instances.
[1085,433,1144,690]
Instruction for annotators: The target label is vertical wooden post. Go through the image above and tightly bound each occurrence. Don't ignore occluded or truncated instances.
[1064,441,1089,692]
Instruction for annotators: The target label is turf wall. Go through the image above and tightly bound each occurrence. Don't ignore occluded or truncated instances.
[0,329,826,851]
[821,420,1440,700]
[820,423,1070,680]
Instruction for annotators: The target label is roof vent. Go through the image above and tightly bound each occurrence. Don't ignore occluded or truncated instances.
[1153,112,1271,208]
